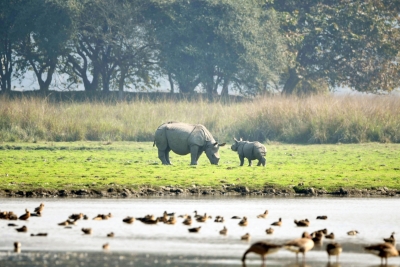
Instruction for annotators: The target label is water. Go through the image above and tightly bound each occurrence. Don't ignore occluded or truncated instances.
[0,196,399,266]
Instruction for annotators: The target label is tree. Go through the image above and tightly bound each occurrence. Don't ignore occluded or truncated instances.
[269,0,400,94]
[147,0,286,96]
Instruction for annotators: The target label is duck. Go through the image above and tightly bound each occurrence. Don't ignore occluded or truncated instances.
[165,211,175,216]
[193,210,202,219]
[178,214,188,219]
[140,217,159,225]
[107,232,114,237]
[312,231,324,244]
[271,217,282,226]
[196,213,208,223]
[257,210,269,219]
[266,227,274,235]
[8,223,18,227]
[18,209,30,221]
[8,212,18,220]
[326,242,342,263]
[30,211,42,217]
[16,226,28,232]
[58,220,69,226]
[347,230,359,236]
[325,232,335,239]
[81,228,92,235]
[231,215,241,219]
[188,226,201,233]
[14,242,21,253]
[83,214,89,220]
[219,226,228,235]
[69,213,83,221]
[30,233,48,237]
[34,203,44,214]
[182,216,192,225]
[102,243,109,250]
[284,232,314,263]
[383,232,396,245]
[294,219,310,227]
[165,215,176,225]
[214,216,224,223]
[239,217,248,226]
[364,242,400,265]
[241,233,251,241]
[242,242,282,266]
[316,215,328,220]
[122,216,135,224]
[158,212,169,223]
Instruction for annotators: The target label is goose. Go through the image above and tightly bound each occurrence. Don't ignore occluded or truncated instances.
[107,232,114,237]
[219,226,228,235]
[239,217,248,226]
[81,228,92,235]
[383,232,396,245]
[325,232,335,239]
[241,233,251,241]
[316,215,328,220]
[266,227,274,235]
[294,219,310,227]
[326,242,342,263]
[271,218,282,226]
[257,210,269,219]
[182,216,192,225]
[122,216,135,224]
[311,231,324,244]
[196,213,208,223]
[16,226,28,232]
[34,203,44,213]
[188,226,201,233]
[242,242,281,266]
[347,230,359,236]
[14,242,21,253]
[284,232,314,262]
[18,209,30,221]
[364,242,400,265]
[193,211,202,219]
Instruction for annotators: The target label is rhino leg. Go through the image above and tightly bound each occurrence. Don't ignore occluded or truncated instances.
[158,149,171,165]
[260,157,266,167]
[239,156,245,166]
[190,145,200,165]
[196,150,203,161]
[248,159,253,167]
[257,160,262,166]
[165,148,172,165]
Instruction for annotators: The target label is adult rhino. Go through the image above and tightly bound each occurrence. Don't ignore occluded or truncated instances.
[153,122,225,165]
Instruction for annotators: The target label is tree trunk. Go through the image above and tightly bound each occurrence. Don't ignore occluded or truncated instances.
[220,77,230,96]
[282,68,301,95]
[168,72,174,93]
[0,39,13,93]
[118,67,126,101]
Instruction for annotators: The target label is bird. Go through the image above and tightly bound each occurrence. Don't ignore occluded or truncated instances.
[239,217,248,226]
[364,242,400,265]
[19,209,30,221]
[257,210,268,219]
[30,233,48,237]
[242,241,282,266]
[122,216,135,224]
[214,216,224,222]
[69,213,83,221]
[284,232,314,263]
[102,243,109,250]
[383,232,396,245]
[196,213,208,223]
[266,227,274,235]
[325,232,335,239]
[81,228,92,235]
[182,216,192,225]
[241,233,251,241]
[316,215,328,220]
[188,226,201,233]
[193,210,202,219]
[326,242,342,263]
[158,211,168,223]
[58,220,69,226]
[347,230,359,236]
[219,226,228,235]
[271,218,282,226]
[311,231,324,244]
[231,215,241,219]
[107,232,114,237]
[34,203,44,214]
[16,226,28,233]
[165,215,177,225]
[294,219,310,227]
[14,242,21,253]
[8,223,18,227]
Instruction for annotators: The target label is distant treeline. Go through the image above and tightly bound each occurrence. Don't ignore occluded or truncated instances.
[1,95,399,143]
[1,0,399,97]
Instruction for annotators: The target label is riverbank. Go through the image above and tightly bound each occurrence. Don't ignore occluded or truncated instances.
[1,142,399,197]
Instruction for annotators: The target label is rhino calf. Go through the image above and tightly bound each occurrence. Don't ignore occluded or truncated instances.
[154,122,225,165]
[231,138,267,167]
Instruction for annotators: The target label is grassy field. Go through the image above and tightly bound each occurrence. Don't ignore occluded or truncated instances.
[1,94,399,144]
[0,142,399,192]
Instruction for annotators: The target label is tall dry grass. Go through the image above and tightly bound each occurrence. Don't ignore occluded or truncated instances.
[0,94,399,143]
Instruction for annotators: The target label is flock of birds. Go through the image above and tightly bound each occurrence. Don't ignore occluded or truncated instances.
[1,203,399,266]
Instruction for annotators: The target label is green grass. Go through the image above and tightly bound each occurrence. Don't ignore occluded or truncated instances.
[0,142,399,192]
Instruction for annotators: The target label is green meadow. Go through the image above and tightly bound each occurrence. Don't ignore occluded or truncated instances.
[0,142,399,192]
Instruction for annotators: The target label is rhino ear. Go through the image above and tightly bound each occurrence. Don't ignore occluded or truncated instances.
[219,143,226,147]
[234,137,238,142]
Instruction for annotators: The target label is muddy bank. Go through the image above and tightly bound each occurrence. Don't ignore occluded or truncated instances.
[1,184,399,198]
